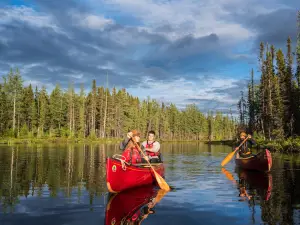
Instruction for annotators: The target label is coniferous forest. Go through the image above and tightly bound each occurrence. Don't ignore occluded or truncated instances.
[238,12,300,143]
[0,69,237,141]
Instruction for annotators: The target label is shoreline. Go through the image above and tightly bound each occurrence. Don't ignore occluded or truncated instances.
[1,137,300,152]
[206,138,300,153]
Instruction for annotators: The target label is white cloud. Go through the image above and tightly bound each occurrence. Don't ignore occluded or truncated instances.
[74,13,114,30]
[23,79,56,93]
[0,6,63,33]
[127,75,241,112]
[100,0,255,43]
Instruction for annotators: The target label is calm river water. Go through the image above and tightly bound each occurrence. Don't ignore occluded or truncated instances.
[0,142,300,225]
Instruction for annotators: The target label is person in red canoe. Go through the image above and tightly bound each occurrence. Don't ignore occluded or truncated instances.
[235,132,256,158]
[141,130,162,163]
[119,130,148,164]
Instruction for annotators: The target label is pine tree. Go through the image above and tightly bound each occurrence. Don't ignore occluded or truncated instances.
[0,84,9,136]
[238,91,247,129]
[78,84,85,138]
[285,37,294,136]
[296,11,300,87]
[67,83,75,138]
[248,69,255,134]
[258,42,266,137]
[49,84,63,137]
[37,86,49,137]
[3,68,23,136]
[295,11,300,135]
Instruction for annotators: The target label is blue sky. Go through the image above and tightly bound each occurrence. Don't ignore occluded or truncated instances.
[0,0,298,114]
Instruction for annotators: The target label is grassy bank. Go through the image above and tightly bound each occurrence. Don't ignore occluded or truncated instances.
[0,137,207,145]
[204,140,236,146]
[0,137,123,144]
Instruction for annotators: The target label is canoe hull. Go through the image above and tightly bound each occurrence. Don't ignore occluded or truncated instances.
[235,149,272,172]
[106,157,165,193]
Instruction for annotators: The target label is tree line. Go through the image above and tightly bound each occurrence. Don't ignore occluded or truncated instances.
[0,69,237,141]
[239,11,300,140]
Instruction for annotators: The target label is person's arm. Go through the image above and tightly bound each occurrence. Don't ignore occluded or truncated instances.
[234,141,240,150]
[120,132,134,150]
[119,137,130,151]
[141,141,146,151]
[247,135,256,146]
[248,138,256,146]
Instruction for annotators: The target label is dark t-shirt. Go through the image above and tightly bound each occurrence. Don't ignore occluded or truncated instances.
[236,139,256,153]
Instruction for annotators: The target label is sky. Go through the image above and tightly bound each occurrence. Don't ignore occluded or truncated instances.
[0,0,299,115]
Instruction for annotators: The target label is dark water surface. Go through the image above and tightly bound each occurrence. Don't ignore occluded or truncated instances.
[0,143,300,225]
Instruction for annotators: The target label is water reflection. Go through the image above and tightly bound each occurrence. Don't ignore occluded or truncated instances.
[222,168,272,201]
[0,143,300,225]
[105,185,167,225]
[0,144,120,214]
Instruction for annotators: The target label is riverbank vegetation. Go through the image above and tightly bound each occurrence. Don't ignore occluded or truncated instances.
[237,12,300,152]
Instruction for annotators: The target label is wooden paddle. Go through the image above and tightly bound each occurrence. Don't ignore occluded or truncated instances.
[130,135,171,192]
[221,135,249,167]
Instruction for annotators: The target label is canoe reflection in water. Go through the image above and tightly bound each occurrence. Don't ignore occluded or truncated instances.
[105,185,167,225]
[222,168,273,202]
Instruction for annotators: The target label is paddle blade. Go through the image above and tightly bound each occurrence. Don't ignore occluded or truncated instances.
[221,149,237,167]
[153,170,171,192]
[154,189,168,203]
[221,168,237,185]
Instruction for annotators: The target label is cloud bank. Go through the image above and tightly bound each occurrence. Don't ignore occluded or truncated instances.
[0,0,298,115]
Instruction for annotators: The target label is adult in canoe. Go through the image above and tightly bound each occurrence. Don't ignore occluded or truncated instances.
[141,130,162,163]
[119,130,149,164]
[234,132,256,158]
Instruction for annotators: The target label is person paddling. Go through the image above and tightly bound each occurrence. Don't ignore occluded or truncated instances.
[119,130,148,164]
[141,130,161,163]
[235,132,256,158]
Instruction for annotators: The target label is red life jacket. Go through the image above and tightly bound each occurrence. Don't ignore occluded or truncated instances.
[122,147,142,164]
[145,141,160,157]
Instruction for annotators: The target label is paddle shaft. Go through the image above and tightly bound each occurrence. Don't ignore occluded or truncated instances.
[221,136,250,167]
[128,135,170,191]
[235,136,250,151]
[129,135,155,169]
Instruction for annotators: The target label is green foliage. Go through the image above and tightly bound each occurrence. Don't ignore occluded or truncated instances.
[0,69,237,141]
[242,17,300,141]
[19,124,29,138]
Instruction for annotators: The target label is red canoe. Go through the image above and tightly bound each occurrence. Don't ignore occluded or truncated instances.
[105,185,160,225]
[106,155,165,193]
[235,149,272,172]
